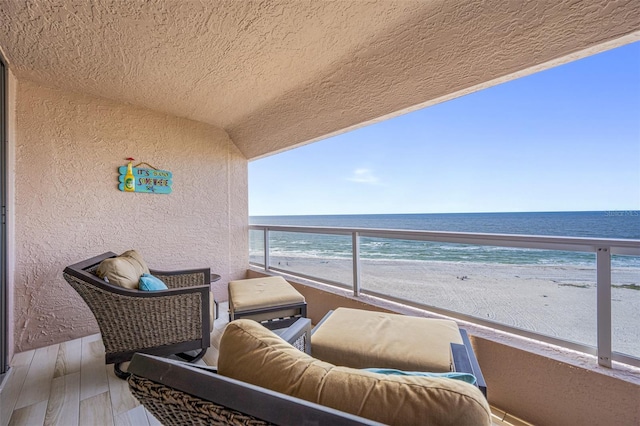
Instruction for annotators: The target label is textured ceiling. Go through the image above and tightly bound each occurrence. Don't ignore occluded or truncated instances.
[1,0,639,159]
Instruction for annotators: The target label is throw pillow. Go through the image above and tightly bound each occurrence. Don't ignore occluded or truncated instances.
[96,250,150,289]
[139,273,168,291]
[363,368,477,385]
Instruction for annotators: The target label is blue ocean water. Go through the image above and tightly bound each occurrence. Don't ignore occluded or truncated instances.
[250,211,640,267]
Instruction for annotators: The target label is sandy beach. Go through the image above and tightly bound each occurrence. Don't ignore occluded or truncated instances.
[262,255,640,357]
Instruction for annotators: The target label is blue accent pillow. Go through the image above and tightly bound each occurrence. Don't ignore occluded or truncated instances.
[364,368,477,385]
[139,273,168,291]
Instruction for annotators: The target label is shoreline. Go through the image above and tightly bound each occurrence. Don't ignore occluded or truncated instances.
[254,255,640,283]
[257,248,640,268]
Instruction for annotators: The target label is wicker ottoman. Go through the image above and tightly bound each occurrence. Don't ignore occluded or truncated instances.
[228,276,307,330]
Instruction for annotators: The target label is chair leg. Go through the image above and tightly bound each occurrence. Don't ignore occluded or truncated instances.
[114,363,130,380]
[175,347,207,363]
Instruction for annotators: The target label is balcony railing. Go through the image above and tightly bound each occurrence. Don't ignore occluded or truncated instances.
[249,224,640,368]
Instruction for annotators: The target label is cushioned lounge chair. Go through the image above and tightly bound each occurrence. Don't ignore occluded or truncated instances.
[63,252,211,378]
[128,352,378,425]
[128,319,366,425]
[129,318,491,425]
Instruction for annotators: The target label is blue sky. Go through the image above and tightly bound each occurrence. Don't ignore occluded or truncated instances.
[249,42,640,216]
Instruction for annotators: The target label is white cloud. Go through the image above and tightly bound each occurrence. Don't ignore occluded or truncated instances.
[348,168,380,184]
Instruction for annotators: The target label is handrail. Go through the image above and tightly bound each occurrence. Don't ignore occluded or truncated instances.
[249,224,640,368]
[249,225,640,255]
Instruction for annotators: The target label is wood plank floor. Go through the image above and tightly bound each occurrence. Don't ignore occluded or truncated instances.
[1,301,524,426]
[1,303,228,426]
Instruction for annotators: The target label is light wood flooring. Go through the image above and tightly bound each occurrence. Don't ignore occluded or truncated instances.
[1,301,525,426]
[1,303,228,426]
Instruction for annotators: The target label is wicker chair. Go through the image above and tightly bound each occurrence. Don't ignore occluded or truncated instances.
[63,252,211,378]
[127,318,379,426]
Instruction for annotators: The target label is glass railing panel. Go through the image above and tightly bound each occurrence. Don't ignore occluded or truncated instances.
[359,237,598,348]
[267,231,352,287]
[612,255,640,360]
[249,229,265,266]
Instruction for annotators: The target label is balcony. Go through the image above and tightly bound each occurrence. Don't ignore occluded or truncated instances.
[1,2,639,426]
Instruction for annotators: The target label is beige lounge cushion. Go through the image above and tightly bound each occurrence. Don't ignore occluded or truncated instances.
[311,307,462,372]
[228,276,304,312]
[96,250,150,289]
[218,319,490,426]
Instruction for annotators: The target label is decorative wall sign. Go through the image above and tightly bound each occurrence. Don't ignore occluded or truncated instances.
[118,158,173,194]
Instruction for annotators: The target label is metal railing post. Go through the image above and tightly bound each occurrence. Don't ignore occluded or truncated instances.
[264,228,270,271]
[596,247,612,368]
[352,231,361,296]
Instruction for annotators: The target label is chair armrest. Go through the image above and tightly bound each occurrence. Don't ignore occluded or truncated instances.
[150,267,211,289]
[451,329,487,397]
[274,318,311,354]
[128,353,382,426]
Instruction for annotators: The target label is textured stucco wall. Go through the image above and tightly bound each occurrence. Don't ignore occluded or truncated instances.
[13,79,248,352]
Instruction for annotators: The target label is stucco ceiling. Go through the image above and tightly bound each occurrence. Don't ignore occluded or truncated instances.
[0,0,639,159]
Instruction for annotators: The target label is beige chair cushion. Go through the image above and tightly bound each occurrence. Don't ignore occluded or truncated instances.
[312,307,462,372]
[96,250,150,289]
[218,319,490,426]
[228,276,304,312]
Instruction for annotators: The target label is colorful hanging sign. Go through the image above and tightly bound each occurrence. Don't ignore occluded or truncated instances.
[118,159,173,194]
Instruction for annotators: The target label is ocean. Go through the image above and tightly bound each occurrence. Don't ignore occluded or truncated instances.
[250,211,640,268]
